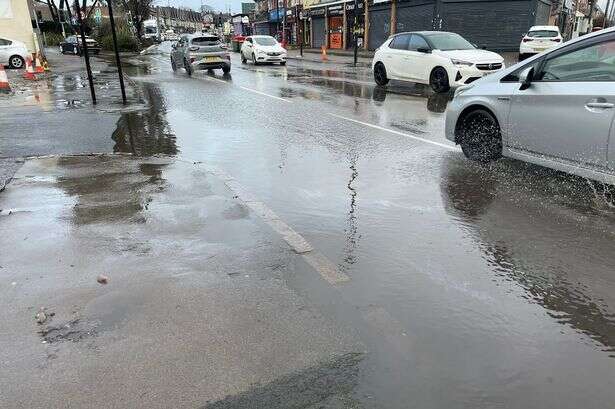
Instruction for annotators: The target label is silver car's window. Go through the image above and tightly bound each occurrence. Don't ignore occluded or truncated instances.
[0,38,11,46]
[192,36,221,46]
[538,39,615,82]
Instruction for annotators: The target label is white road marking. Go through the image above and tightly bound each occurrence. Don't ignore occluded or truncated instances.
[206,166,349,285]
[238,86,292,103]
[149,55,291,103]
[328,113,458,151]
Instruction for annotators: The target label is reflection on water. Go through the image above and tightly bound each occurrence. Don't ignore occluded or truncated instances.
[339,152,360,275]
[440,156,615,356]
[112,82,178,156]
[56,156,169,225]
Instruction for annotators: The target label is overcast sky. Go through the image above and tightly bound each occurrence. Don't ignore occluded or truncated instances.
[154,0,252,13]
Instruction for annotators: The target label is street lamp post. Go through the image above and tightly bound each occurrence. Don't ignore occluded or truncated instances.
[106,0,127,104]
[353,0,358,66]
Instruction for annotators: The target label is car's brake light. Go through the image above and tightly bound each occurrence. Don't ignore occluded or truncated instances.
[522,38,532,42]
[189,46,199,51]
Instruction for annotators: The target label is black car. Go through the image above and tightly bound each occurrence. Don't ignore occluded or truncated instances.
[59,35,101,55]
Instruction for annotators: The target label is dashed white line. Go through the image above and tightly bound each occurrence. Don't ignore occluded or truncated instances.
[238,86,292,103]
[328,113,458,151]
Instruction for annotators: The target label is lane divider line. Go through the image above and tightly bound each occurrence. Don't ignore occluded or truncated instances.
[205,166,349,285]
[328,113,458,151]
[149,55,291,103]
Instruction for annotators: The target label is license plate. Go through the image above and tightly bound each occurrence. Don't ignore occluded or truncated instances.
[204,56,220,62]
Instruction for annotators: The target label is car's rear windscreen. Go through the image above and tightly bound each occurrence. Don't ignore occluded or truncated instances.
[192,37,220,46]
[528,30,559,38]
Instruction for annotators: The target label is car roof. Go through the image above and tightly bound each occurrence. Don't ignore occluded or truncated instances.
[528,25,560,31]
[393,31,459,36]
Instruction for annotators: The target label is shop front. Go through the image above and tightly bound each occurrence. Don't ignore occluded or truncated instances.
[327,5,344,49]
[309,7,326,48]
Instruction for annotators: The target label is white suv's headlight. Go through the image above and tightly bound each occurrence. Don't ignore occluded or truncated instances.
[451,59,473,67]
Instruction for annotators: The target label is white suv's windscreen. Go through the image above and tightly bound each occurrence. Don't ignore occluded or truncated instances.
[425,33,475,50]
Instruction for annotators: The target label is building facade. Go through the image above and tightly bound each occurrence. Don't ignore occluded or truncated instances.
[303,0,556,52]
[0,0,37,52]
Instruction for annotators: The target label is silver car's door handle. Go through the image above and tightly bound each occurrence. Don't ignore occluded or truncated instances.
[586,102,614,109]
[497,97,510,101]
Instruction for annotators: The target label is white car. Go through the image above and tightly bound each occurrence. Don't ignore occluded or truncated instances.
[240,35,287,65]
[519,25,563,60]
[163,30,179,42]
[0,36,28,69]
[372,31,505,93]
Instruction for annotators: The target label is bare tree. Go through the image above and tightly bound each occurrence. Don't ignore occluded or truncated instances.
[111,0,154,41]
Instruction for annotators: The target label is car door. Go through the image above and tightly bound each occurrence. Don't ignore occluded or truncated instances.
[386,33,411,79]
[406,34,431,82]
[0,38,11,63]
[507,33,615,168]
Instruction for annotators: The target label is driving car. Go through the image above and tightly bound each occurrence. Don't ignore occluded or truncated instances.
[163,30,179,42]
[445,27,615,184]
[59,35,101,55]
[240,35,287,65]
[372,31,505,93]
[519,25,563,60]
[170,34,230,76]
[0,36,28,69]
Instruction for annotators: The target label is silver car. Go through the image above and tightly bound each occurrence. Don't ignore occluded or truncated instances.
[170,34,230,76]
[446,27,615,184]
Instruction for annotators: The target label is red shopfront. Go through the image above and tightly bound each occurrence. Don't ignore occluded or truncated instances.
[327,5,344,49]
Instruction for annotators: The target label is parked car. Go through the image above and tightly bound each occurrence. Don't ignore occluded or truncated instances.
[170,34,230,76]
[59,35,101,55]
[372,31,505,93]
[163,30,179,42]
[445,27,615,184]
[0,36,28,69]
[240,36,287,65]
[519,25,563,60]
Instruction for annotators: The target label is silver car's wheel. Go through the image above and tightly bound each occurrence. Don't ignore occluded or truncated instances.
[8,55,25,69]
[252,53,259,66]
[458,109,502,163]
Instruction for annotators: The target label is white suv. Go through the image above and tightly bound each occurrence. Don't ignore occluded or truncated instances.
[519,25,563,60]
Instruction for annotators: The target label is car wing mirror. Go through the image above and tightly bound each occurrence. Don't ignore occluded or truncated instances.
[417,47,431,53]
[519,66,534,90]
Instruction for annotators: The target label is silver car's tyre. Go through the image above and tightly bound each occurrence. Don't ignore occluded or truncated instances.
[252,53,259,66]
[8,55,25,69]
[222,66,230,74]
[458,109,502,163]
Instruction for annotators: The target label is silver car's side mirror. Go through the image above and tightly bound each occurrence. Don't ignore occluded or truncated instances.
[519,66,534,90]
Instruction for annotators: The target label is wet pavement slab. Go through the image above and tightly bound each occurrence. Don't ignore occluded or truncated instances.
[0,154,363,408]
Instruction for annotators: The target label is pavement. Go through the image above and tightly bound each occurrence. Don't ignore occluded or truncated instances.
[1,43,615,408]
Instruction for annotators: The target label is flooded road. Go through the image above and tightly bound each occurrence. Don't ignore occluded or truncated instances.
[3,46,615,408]
[110,49,615,408]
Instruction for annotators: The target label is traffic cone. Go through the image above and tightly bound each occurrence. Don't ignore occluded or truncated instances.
[23,56,37,80]
[34,52,45,74]
[0,65,11,94]
[321,46,328,61]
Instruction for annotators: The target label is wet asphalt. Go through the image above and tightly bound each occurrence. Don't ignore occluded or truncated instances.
[3,44,615,408]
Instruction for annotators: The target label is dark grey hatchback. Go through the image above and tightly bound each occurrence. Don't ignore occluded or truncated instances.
[170,34,231,76]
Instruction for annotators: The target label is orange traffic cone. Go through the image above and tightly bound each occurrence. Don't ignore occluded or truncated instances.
[23,56,37,80]
[35,52,45,74]
[321,46,328,62]
[0,65,11,94]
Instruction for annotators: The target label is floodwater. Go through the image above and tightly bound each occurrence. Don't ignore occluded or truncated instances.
[4,45,615,407]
